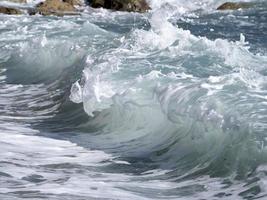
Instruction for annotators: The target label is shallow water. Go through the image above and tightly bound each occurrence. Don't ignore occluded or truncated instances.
[0,0,267,199]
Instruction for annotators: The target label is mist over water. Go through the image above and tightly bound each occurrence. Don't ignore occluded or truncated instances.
[0,0,267,199]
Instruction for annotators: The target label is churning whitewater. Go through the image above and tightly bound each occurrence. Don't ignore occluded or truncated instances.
[0,0,267,199]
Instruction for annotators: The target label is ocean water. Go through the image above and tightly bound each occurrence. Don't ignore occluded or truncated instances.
[0,0,267,199]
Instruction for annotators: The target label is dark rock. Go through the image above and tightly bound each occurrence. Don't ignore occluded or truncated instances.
[89,0,150,13]
[0,6,23,15]
[217,2,251,10]
[36,0,77,16]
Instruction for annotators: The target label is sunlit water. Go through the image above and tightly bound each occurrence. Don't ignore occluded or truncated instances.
[0,0,267,199]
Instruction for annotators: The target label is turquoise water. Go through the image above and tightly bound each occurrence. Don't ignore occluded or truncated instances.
[0,0,267,199]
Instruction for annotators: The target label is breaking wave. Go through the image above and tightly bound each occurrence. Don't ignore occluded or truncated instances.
[0,0,267,199]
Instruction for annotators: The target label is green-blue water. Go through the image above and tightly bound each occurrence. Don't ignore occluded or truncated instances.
[0,0,267,199]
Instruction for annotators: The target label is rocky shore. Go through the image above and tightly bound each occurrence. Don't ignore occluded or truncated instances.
[0,1,256,16]
[89,0,150,13]
[216,2,252,10]
[0,0,150,15]
[0,6,23,14]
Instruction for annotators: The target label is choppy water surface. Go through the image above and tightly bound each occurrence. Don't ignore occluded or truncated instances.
[0,0,267,199]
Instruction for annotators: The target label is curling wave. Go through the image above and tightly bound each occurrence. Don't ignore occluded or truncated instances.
[0,0,267,199]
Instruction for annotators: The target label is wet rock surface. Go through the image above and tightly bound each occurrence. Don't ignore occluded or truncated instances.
[0,6,23,14]
[217,2,251,10]
[36,0,77,16]
[63,0,83,6]
[89,0,150,12]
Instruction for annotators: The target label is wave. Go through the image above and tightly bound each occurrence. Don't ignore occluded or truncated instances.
[66,5,267,181]
[0,1,267,199]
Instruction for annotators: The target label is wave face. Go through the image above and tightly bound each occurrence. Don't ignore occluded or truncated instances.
[1,0,267,199]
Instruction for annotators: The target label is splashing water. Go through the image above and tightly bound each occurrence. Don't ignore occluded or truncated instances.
[0,0,267,199]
